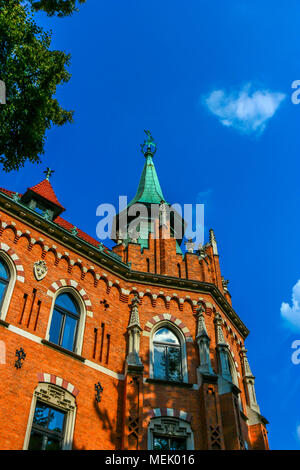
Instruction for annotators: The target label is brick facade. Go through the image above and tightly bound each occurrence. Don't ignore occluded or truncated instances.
[0,169,269,450]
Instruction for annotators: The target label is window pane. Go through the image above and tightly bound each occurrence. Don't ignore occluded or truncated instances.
[49,309,63,345]
[170,438,186,450]
[48,408,65,433]
[34,205,45,216]
[33,402,50,428]
[0,281,7,305]
[61,315,77,351]
[154,328,179,345]
[153,436,169,450]
[28,431,44,450]
[55,293,78,314]
[167,347,182,381]
[45,438,62,450]
[154,345,166,380]
[0,260,8,280]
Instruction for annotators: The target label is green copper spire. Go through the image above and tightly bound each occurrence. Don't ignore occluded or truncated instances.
[129,130,166,207]
[113,130,185,254]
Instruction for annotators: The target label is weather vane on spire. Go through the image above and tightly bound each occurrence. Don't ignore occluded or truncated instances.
[140,130,157,156]
[43,167,55,181]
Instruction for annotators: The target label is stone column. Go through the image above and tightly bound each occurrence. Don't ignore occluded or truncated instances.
[122,294,144,450]
[196,303,225,449]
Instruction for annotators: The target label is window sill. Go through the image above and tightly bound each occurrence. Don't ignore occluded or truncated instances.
[0,318,9,328]
[41,339,85,363]
[146,378,193,388]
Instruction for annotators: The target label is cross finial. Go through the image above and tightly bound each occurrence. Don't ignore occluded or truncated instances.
[43,167,55,181]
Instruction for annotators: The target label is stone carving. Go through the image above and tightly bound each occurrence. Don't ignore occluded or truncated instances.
[33,260,48,281]
[35,383,75,412]
[152,418,189,439]
[185,238,195,253]
[222,277,229,293]
[127,295,143,368]
[159,200,169,226]
[197,243,207,260]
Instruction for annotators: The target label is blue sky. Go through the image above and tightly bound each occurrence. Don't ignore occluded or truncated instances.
[2,0,300,449]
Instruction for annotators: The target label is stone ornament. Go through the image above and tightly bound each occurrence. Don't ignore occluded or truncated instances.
[33,260,48,281]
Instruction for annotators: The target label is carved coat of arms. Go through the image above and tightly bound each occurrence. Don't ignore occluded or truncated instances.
[33,260,48,281]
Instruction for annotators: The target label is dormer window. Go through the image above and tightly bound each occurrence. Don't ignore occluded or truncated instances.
[28,199,54,220]
[20,175,65,222]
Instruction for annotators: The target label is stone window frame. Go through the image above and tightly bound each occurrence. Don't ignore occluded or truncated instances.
[148,416,194,450]
[149,320,189,383]
[23,382,77,450]
[45,286,87,356]
[0,250,17,322]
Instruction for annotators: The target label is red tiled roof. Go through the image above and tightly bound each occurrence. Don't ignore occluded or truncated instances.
[55,216,102,249]
[0,186,112,255]
[0,187,16,197]
[28,179,65,210]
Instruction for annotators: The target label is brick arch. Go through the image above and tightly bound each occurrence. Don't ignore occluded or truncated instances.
[0,242,25,282]
[149,408,192,423]
[46,279,93,318]
[144,313,193,341]
[37,373,79,397]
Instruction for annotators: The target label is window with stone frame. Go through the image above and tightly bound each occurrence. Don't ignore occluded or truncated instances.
[24,383,76,450]
[148,417,194,450]
[153,327,182,382]
[49,292,80,352]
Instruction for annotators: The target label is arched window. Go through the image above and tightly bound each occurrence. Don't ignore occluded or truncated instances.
[0,253,16,322]
[49,293,80,352]
[153,327,182,382]
[0,258,9,309]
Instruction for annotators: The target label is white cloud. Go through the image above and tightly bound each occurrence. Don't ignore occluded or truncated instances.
[203,84,285,135]
[280,280,300,331]
[296,424,300,443]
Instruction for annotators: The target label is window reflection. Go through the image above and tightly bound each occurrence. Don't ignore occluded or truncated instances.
[0,258,9,310]
[153,435,187,450]
[153,327,182,382]
[49,293,80,352]
[29,401,66,450]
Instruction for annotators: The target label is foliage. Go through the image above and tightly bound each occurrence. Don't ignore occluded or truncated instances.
[0,0,74,171]
[29,0,86,17]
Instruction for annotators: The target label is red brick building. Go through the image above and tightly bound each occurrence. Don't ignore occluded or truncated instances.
[0,137,269,450]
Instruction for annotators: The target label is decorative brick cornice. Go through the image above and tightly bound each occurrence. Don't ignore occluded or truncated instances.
[47,279,93,318]
[144,313,193,341]
[0,242,25,283]
[37,372,79,397]
[0,191,249,339]
[149,407,192,423]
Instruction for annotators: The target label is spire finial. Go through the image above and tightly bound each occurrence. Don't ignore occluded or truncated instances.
[43,167,55,181]
[140,129,157,156]
[209,228,218,255]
